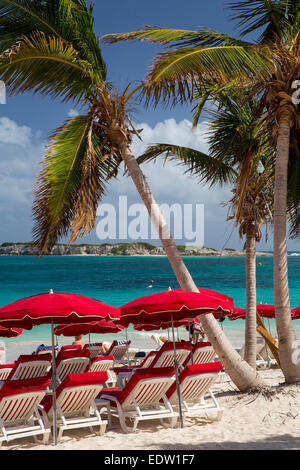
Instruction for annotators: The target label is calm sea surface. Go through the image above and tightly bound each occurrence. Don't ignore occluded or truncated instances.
[1,255,300,362]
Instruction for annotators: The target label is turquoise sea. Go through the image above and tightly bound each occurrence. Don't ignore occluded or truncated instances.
[1,254,300,362]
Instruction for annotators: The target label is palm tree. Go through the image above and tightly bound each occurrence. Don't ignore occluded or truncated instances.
[0,0,266,391]
[138,93,274,369]
[102,0,300,383]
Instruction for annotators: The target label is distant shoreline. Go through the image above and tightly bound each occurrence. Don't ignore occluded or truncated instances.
[0,242,273,257]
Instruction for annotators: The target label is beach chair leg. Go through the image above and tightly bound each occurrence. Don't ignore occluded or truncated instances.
[119,415,129,433]
[57,427,64,442]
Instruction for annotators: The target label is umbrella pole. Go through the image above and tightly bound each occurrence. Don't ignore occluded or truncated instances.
[171,315,184,429]
[188,320,194,365]
[126,328,130,366]
[51,321,58,446]
[89,330,91,371]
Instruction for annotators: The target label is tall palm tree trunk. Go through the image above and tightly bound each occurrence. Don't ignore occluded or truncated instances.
[244,224,257,369]
[274,111,300,383]
[121,143,266,391]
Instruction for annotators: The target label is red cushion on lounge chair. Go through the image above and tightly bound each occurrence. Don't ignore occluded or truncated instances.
[41,371,108,413]
[99,367,175,405]
[61,344,83,351]
[15,353,52,364]
[0,363,14,369]
[0,375,51,399]
[55,348,90,366]
[6,353,53,381]
[165,362,223,400]
[91,355,114,365]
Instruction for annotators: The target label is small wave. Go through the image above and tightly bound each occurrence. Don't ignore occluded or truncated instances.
[289,253,300,257]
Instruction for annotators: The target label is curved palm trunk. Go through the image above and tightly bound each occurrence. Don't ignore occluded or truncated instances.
[274,114,300,383]
[244,225,257,369]
[121,143,265,391]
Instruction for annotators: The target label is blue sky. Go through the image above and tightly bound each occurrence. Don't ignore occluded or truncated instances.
[0,0,299,252]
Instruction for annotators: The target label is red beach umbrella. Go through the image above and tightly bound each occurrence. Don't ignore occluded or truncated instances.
[291,307,300,319]
[228,307,246,321]
[119,289,232,328]
[256,304,275,318]
[0,326,23,338]
[54,320,124,337]
[0,291,120,329]
[120,289,231,429]
[0,290,120,446]
[175,287,234,306]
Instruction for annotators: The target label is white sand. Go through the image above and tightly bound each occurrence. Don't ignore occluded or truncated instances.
[3,368,300,451]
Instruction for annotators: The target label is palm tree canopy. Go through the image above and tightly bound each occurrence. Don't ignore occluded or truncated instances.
[0,0,137,254]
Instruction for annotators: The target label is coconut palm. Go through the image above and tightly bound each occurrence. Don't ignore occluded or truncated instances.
[138,92,274,369]
[102,0,300,383]
[0,0,267,390]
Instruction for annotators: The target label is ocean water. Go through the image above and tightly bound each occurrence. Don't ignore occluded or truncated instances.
[0,255,300,362]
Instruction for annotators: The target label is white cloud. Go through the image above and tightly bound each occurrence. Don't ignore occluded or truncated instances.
[0,117,32,148]
[0,116,294,251]
[68,109,79,118]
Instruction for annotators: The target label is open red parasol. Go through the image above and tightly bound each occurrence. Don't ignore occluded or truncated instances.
[0,291,120,329]
[54,320,124,337]
[0,326,23,338]
[228,307,247,321]
[119,289,232,328]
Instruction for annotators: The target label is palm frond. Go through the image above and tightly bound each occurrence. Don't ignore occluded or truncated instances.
[141,45,272,107]
[33,113,121,254]
[102,26,251,48]
[0,31,96,103]
[0,1,107,80]
[0,0,61,52]
[137,143,237,186]
[227,0,292,42]
[33,114,93,254]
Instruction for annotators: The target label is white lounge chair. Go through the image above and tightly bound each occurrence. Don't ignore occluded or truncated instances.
[6,354,52,381]
[90,356,116,387]
[51,348,90,385]
[39,371,108,441]
[0,376,51,446]
[105,340,131,365]
[0,364,14,381]
[185,342,216,366]
[164,362,224,423]
[84,343,103,359]
[149,342,191,368]
[96,367,177,433]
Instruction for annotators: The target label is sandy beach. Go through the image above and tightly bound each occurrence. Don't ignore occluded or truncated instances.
[2,367,299,451]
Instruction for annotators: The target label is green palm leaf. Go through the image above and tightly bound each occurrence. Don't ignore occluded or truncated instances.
[0,31,96,103]
[227,0,292,41]
[142,45,271,106]
[137,143,237,186]
[0,0,107,78]
[33,114,117,253]
[102,26,251,48]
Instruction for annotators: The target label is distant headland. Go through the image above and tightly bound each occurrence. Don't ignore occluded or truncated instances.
[0,242,272,257]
